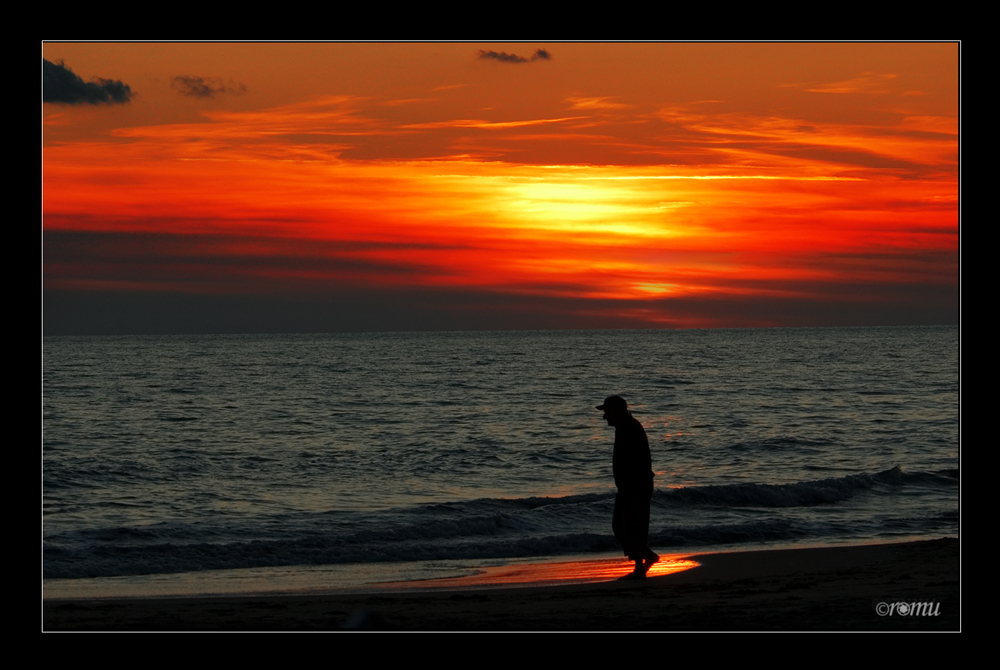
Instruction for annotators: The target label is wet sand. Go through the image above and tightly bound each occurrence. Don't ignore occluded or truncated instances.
[43,537,959,631]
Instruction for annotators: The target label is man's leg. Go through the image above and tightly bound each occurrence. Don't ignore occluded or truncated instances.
[612,493,628,557]
[615,492,649,579]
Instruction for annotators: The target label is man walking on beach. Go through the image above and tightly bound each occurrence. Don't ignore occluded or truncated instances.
[597,395,658,579]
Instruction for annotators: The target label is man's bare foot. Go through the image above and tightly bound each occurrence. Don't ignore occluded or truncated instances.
[619,558,647,580]
[642,549,660,573]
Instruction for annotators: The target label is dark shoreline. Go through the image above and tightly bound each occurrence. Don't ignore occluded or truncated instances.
[44,537,959,631]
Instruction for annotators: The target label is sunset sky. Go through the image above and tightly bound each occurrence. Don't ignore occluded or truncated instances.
[43,43,959,334]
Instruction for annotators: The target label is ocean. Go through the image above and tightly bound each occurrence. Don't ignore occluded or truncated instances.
[42,326,958,597]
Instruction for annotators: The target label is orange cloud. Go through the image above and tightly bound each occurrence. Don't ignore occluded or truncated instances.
[43,43,958,332]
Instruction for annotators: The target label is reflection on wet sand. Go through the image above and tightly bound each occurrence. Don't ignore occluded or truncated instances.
[376,555,700,591]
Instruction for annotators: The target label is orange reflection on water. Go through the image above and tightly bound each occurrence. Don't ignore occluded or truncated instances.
[378,556,700,591]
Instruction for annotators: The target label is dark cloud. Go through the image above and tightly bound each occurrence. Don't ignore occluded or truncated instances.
[477,48,551,64]
[43,59,133,105]
[42,229,460,289]
[172,75,248,99]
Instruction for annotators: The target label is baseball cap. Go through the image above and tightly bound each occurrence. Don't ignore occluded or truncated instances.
[596,395,627,410]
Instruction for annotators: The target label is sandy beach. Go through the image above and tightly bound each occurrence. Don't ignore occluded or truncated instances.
[43,537,958,631]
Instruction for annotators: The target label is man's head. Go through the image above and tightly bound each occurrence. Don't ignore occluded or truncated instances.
[597,394,629,426]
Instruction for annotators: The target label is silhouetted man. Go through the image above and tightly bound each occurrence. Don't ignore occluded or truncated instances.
[597,395,658,579]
